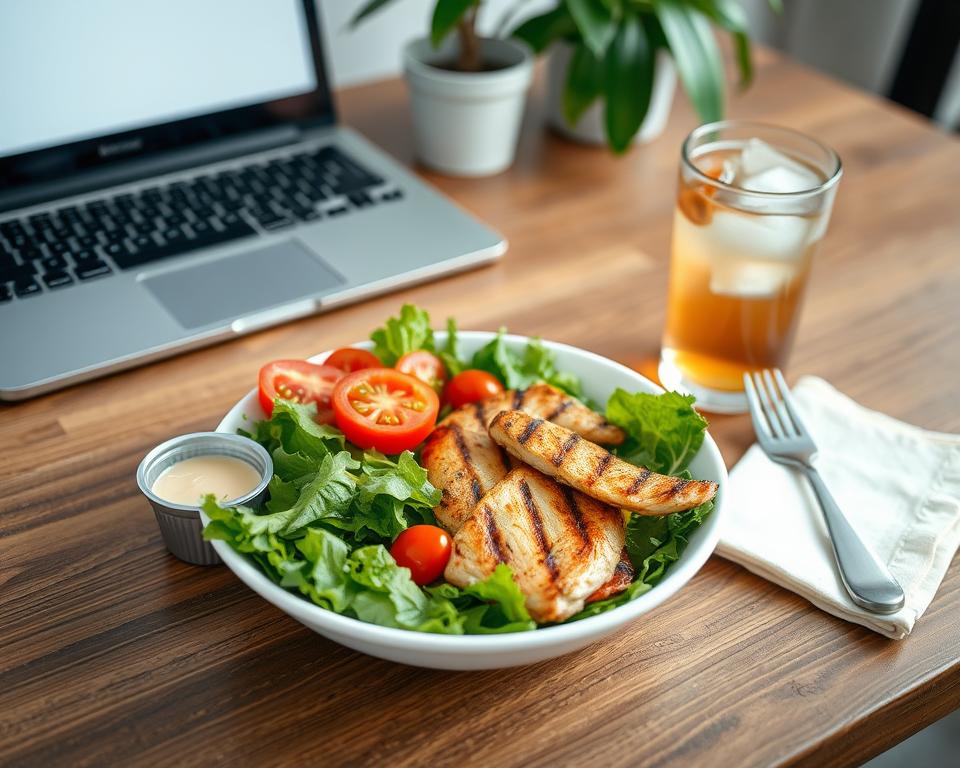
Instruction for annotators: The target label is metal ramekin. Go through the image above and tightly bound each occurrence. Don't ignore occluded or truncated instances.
[137,432,272,565]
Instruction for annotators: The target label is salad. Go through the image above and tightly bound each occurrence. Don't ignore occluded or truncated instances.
[203,304,716,634]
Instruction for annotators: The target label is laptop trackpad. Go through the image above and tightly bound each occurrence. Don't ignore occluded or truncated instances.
[143,240,345,329]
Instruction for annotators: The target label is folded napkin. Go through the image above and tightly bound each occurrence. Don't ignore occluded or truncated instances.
[717,376,960,639]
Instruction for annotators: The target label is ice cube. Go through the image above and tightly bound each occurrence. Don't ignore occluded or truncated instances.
[710,259,799,297]
[705,209,813,262]
[734,139,821,194]
[700,209,810,298]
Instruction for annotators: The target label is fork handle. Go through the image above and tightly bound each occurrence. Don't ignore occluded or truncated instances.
[801,465,905,614]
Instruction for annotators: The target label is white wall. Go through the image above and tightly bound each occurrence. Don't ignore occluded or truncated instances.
[317,0,551,87]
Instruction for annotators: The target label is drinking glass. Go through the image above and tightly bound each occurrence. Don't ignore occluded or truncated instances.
[659,121,842,413]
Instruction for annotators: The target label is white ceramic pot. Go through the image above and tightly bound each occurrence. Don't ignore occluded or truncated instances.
[403,37,533,177]
[546,43,677,146]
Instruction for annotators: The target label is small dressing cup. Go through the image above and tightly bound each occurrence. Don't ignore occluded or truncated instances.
[137,432,272,565]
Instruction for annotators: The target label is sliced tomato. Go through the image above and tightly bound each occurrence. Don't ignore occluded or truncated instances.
[258,360,345,421]
[324,347,382,373]
[331,368,440,453]
[444,369,505,410]
[390,525,451,585]
[396,350,447,392]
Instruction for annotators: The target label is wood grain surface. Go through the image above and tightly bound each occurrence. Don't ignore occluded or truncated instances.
[1,48,958,767]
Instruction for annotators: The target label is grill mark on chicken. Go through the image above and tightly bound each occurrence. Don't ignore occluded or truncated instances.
[518,478,560,583]
[552,433,581,467]
[545,399,573,420]
[627,468,653,495]
[560,485,590,549]
[512,389,526,411]
[663,478,690,498]
[518,418,544,445]
[482,504,507,564]
[471,401,486,429]
[450,425,485,503]
[585,453,613,486]
[497,445,513,474]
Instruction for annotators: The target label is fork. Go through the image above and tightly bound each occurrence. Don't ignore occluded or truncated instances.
[743,369,905,614]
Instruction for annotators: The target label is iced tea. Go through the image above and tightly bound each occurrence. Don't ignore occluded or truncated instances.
[659,123,841,413]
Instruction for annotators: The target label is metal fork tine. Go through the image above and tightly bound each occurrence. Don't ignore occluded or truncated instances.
[773,369,806,437]
[763,369,797,437]
[752,371,786,438]
[743,373,771,440]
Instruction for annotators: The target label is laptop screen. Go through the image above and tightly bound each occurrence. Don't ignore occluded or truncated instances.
[1,0,319,159]
[0,0,333,199]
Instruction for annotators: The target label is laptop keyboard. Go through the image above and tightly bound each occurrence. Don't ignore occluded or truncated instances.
[0,145,402,303]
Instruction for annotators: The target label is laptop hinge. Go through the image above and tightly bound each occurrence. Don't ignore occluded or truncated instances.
[0,125,302,214]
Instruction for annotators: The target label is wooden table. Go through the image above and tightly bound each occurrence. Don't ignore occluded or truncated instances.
[2,48,958,767]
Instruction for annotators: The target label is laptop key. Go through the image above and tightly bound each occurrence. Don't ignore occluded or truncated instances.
[75,260,113,280]
[13,277,42,297]
[41,255,68,272]
[43,271,74,289]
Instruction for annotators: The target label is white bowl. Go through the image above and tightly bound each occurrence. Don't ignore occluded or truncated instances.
[207,332,727,670]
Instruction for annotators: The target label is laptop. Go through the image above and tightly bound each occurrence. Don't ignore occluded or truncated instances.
[0,0,505,401]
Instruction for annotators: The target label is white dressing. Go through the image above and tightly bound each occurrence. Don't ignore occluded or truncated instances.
[151,455,260,506]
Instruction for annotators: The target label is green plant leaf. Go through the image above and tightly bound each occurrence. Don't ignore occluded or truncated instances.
[689,0,752,88]
[563,42,605,125]
[654,0,724,123]
[511,6,577,53]
[603,15,654,153]
[348,0,397,28]
[431,0,478,48]
[566,0,619,57]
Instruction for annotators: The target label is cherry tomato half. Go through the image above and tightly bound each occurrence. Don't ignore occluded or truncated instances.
[324,347,382,373]
[390,525,452,585]
[258,360,345,421]
[396,350,447,392]
[331,368,440,453]
[444,369,505,410]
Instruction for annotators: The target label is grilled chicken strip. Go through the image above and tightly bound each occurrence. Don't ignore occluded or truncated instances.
[423,383,625,533]
[440,383,625,446]
[586,550,634,603]
[421,422,513,532]
[444,467,625,623]
[489,410,718,515]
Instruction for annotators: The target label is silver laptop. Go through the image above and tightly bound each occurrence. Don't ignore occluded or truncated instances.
[0,0,505,401]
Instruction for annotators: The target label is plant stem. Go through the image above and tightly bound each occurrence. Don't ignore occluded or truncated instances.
[457,5,481,72]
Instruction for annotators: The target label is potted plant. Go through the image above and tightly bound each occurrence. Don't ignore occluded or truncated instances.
[510,0,771,152]
[351,0,535,177]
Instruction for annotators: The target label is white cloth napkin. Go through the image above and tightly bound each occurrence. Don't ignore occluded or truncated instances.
[717,376,960,639]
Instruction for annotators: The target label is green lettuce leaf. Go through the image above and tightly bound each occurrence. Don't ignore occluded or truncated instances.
[470,330,583,397]
[243,400,344,460]
[244,451,360,536]
[438,316,467,376]
[346,546,463,633]
[428,565,536,634]
[606,389,707,475]
[285,527,356,611]
[370,303,435,366]
[626,489,715,584]
[351,451,442,541]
